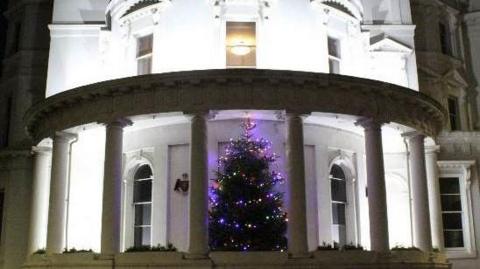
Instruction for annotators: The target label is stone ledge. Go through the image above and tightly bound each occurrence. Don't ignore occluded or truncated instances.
[22,251,451,269]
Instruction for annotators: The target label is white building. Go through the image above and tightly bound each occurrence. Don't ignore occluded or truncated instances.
[0,0,479,268]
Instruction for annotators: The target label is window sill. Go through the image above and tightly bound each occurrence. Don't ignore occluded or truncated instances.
[445,248,477,259]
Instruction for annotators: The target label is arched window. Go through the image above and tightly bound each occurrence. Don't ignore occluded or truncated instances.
[330,164,347,246]
[133,164,153,247]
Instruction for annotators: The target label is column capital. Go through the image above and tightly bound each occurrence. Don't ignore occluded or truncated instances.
[402,131,426,141]
[355,118,386,131]
[53,131,78,143]
[103,118,133,128]
[425,145,441,154]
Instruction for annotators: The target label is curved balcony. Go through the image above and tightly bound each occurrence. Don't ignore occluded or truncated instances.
[25,69,445,143]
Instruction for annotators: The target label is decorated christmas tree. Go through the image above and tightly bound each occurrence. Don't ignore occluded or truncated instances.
[209,118,288,251]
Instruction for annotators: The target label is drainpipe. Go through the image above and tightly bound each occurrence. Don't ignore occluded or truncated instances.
[403,138,415,247]
[64,135,78,250]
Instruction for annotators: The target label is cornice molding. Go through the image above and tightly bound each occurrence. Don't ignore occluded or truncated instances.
[24,69,447,143]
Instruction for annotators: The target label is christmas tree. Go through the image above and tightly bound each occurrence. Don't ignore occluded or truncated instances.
[209,118,288,251]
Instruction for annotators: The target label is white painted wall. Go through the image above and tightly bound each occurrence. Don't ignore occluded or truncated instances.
[46,0,418,97]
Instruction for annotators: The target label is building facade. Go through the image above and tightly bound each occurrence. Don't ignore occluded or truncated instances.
[0,0,478,268]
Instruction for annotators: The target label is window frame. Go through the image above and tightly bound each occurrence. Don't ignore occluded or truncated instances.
[136,34,153,75]
[438,160,477,259]
[447,96,460,131]
[132,164,153,247]
[327,36,341,74]
[122,155,156,251]
[225,21,257,68]
[327,155,359,247]
[330,164,348,246]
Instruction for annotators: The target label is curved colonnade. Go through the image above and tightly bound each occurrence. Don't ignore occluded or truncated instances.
[24,69,448,268]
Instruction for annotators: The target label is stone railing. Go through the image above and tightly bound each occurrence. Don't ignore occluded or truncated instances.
[24,69,446,143]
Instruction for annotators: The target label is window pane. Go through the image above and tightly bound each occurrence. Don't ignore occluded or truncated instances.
[134,180,152,203]
[331,180,347,202]
[135,204,152,226]
[442,213,463,230]
[226,22,256,67]
[440,178,460,194]
[332,203,346,225]
[329,59,340,74]
[137,35,153,57]
[330,165,345,179]
[137,57,152,75]
[447,98,459,131]
[440,195,462,211]
[134,227,151,247]
[444,230,464,248]
[328,37,340,58]
[135,165,153,180]
[332,224,347,246]
[439,23,452,56]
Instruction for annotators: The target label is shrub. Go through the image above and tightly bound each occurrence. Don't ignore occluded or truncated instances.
[125,243,177,253]
[33,249,46,255]
[391,246,421,251]
[62,248,94,254]
[341,243,364,251]
[317,241,339,251]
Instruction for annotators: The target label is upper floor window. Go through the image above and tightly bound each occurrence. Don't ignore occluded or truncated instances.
[330,164,347,246]
[226,22,256,68]
[133,164,153,247]
[448,96,460,131]
[137,35,153,75]
[1,96,12,148]
[439,22,453,56]
[8,22,22,55]
[328,37,341,74]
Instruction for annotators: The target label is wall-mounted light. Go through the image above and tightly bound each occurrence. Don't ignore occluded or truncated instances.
[230,41,253,56]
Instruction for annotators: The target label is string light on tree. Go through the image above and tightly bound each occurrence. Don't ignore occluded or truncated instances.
[209,118,287,251]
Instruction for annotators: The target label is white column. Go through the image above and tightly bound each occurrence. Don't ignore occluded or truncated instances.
[406,133,432,252]
[101,119,131,254]
[186,112,209,258]
[425,145,444,251]
[27,147,52,254]
[46,132,77,254]
[356,118,389,252]
[286,113,309,257]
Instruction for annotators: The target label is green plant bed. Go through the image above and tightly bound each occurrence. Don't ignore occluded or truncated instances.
[62,248,94,254]
[317,242,364,251]
[341,243,364,251]
[33,249,46,255]
[317,242,339,251]
[125,243,177,253]
[391,246,421,251]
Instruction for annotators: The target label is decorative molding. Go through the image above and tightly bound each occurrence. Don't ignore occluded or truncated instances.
[210,0,277,20]
[369,36,413,54]
[24,69,447,143]
[118,1,172,26]
[48,24,105,38]
[310,0,363,20]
